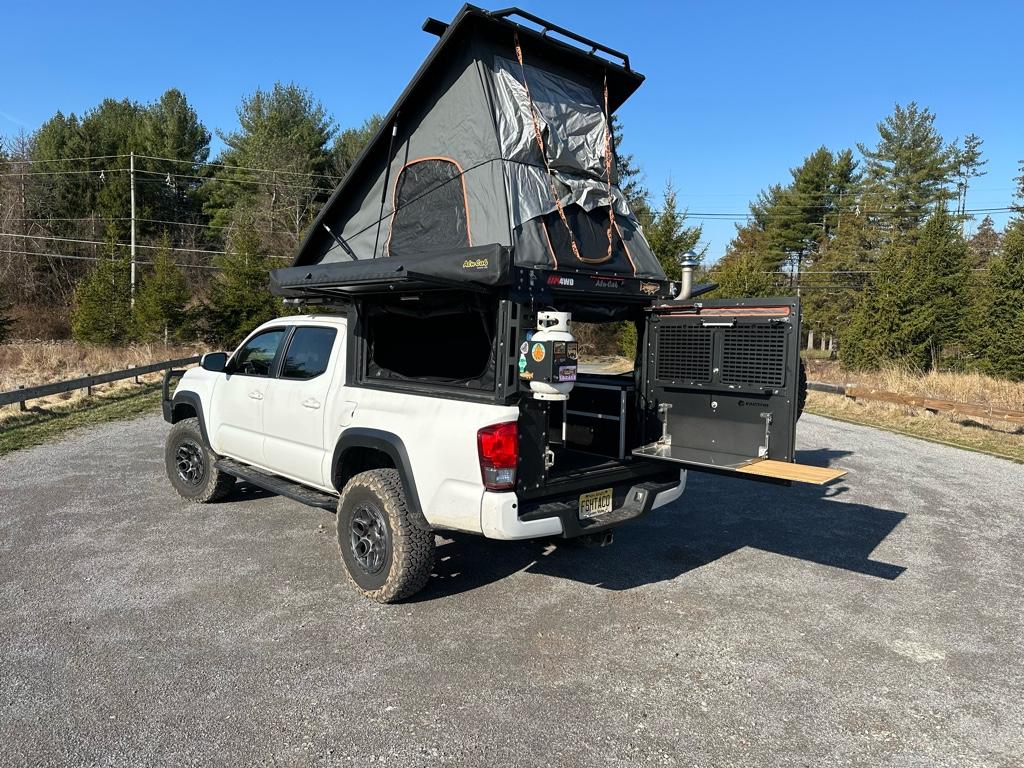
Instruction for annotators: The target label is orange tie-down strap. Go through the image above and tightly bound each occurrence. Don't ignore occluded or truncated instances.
[736,459,847,485]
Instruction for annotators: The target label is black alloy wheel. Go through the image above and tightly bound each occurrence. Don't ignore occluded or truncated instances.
[349,503,389,575]
[175,439,205,487]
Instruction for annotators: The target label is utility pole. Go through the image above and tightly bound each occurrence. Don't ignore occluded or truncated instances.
[130,151,137,306]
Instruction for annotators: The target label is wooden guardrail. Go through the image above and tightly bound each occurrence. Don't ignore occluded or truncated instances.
[808,381,1024,426]
[0,356,201,411]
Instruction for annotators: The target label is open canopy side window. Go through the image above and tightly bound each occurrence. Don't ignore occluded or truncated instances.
[362,291,498,390]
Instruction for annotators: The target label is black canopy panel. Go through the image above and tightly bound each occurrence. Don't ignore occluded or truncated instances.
[270,244,512,298]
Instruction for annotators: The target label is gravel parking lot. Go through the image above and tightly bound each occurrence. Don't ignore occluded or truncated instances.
[1,413,1022,767]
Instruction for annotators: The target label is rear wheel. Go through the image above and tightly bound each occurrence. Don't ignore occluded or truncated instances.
[164,417,235,503]
[797,358,808,420]
[336,469,434,603]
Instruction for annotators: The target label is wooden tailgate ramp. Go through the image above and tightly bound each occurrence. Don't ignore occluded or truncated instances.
[632,443,848,486]
[736,459,847,485]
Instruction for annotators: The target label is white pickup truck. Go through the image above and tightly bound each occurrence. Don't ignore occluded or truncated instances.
[163,312,689,603]
[163,291,830,603]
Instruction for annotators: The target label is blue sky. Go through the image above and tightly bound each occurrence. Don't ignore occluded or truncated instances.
[2,0,1021,261]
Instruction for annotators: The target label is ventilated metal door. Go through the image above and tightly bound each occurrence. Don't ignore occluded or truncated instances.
[634,297,802,473]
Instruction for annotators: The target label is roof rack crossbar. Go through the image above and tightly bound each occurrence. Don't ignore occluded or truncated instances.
[488,7,631,70]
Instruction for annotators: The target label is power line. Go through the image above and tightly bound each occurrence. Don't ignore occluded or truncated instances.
[134,153,344,183]
[1,231,229,256]
[0,153,126,165]
[8,215,295,236]
[134,167,331,194]
[0,247,219,270]
[0,167,127,179]
[2,151,342,183]
[135,216,281,234]
[655,206,1015,221]
[0,231,291,258]
[9,216,131,224]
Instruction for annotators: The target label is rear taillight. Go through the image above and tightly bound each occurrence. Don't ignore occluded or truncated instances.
[477,421,518,491]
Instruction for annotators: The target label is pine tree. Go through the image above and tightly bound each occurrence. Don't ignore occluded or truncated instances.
[0,292,14,343]
[203,83,336,251]
[203,227,281,345]
[136,89,212,232]
[615,180,704,355]
[840,237,908,370]
[968,215,1002,267]
[332,114,383,178]
[769,147,836,279]
[841,208,969,370]
[71,225,133,343]
[902,207,971,369]
[976,218,1024,379]
[953,133,986,220]
[802,209,877,349]
[1013,160,1024,216]
[707,249,781,299]
[644,180,704,280]
[609,114,648,216]
[133,233,191,344]
[857,102,958,234]
[723,147,859,299]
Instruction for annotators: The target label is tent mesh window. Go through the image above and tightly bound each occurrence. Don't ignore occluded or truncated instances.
[388,158,470,257]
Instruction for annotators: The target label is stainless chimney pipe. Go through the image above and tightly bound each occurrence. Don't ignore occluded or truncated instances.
[677,252,699,300]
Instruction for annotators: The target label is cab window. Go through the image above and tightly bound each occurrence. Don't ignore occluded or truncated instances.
[231,328,286,376]
[281,327,337,380]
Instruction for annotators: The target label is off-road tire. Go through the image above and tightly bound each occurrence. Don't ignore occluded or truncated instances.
[165,417,235,503]
[336,469,434,603]
[797,358,808,420]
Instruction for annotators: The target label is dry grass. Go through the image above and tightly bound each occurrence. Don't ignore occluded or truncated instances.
[804,361,1024,413]
[806,391,1024,463]
[0,385,164,456]
[0,341,203,422]
[804,361,1024,462]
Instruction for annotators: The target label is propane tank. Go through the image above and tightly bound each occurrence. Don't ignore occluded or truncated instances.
[519,311,578,401]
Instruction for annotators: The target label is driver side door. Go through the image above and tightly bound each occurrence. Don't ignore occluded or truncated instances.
[209,327,287,465]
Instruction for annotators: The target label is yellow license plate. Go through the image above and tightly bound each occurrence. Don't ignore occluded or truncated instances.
[578,488,613,519]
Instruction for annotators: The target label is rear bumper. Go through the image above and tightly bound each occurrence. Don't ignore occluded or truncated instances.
[480,470,686,540]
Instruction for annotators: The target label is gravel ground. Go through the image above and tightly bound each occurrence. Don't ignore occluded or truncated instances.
[1,413,1022,767]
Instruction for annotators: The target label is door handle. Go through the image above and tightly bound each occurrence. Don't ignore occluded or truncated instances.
[302,398,321,410]
[248,391,263,401]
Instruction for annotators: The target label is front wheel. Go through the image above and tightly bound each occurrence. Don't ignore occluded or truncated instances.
[164,417,235,503]
[336,469,435,603]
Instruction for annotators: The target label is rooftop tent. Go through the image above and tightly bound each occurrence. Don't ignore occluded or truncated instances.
[279,5,666,291]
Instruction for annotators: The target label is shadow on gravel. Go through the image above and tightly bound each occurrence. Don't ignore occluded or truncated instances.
[415,448,907,601]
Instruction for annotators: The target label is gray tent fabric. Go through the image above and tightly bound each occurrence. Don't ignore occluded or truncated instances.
[290,5,666,283]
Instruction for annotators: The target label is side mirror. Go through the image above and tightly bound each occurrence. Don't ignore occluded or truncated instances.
[200,351,229,372]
